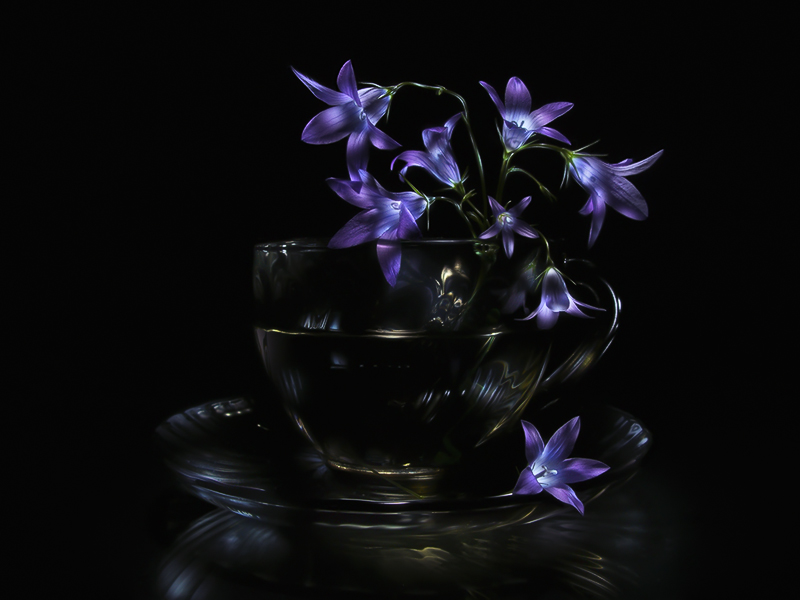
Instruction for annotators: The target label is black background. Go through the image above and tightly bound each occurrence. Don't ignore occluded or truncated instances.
[38,4,768,597]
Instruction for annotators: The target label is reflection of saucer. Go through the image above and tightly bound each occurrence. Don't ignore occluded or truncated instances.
[155,397,650,533]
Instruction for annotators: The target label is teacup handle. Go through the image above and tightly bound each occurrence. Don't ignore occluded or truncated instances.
[539,259,621,391]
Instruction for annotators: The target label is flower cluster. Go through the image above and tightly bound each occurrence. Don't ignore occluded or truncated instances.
[293,60,661,321]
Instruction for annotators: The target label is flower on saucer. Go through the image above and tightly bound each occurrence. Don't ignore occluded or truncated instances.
[513,417,609,514]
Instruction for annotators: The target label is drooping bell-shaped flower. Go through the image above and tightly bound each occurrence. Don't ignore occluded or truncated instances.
[513,417,609,515]
[292,60,400,180]
[521,267,602,329]
[480,77,573,151]
[327,170,426,286]
[568,149,663,247]
[479,196,538,258]
[391,113,464,188]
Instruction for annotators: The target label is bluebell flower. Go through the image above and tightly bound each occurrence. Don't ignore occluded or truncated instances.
[479,196,538,258]
[520,267,602,329]
[568,150,663,247]
[391,113,463,188]
[513,417,609,515]
[480,77,573,151]
[327,170,426,286]
[293,60,400,180]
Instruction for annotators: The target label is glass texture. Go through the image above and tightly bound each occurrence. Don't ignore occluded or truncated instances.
[156,397,650,531]
[253,239,620,482]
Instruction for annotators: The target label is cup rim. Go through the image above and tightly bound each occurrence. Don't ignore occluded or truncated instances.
[254,238,500,251]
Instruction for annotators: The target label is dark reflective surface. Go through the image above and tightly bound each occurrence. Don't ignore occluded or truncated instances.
[147,396,686,598]
[149,467,684,599]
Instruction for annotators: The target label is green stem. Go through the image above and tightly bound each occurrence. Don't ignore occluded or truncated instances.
[495,151,514,206]
[507,167,557,202]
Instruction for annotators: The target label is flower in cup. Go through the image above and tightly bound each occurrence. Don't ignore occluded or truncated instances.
[293,60,400,180]
[567,149,663,247]
[479,196,538,258]
[513,417,609,514]
[327,170,426,286]
[521,267,602,329]
[480,77,573,151]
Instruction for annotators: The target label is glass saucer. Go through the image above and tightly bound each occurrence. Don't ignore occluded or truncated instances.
[155,396,651,534]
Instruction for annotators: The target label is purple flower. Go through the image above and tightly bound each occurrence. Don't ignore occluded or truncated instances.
[292,60,400,180]
[521,267,602,329]
[513,417,609,515]
[479,196,538,258]
[327,170,426,286]
[480,77,573,151]
[391,113,463,188]
[568,150,663,247]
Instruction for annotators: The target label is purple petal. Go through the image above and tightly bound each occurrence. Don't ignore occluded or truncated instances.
[479,81,506,117]
[564,301,597,319]
[502,121,530,150]
[604,176,649,220]
[360,87,391,124]
[572,298,604,314]
[587,197,607,248]
[502,229,515,257]
[511,221,539,239]
[421,126,446,151]
[557,458,610,484]
[302,104,363,145]
[478,222,503,240]
[367,123,401,150]
[513,468,543,495]
[529,102,573,129]
[508,195,532,216]
[609,149,663,176]
[488,196,504,217]
[521,420,544,465]
[292,67,349,106]
[346,129,371,181]
[326,177,371,208]
[376,241,400,286]
[336,60,360,104]
[504,77,532,119]
[392,150,440,179]
[397,192,427,221]
[443,112,462,133]
[571,157,613,193]
[519,301,540,321]
[328,209,388,248]
[542,269,570,312]
[577,195,594,216]
[545,484,585,514]
[535,126,571,145]
[541,416,580,465]
[390,203,423,240]
[536,307,559,329]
